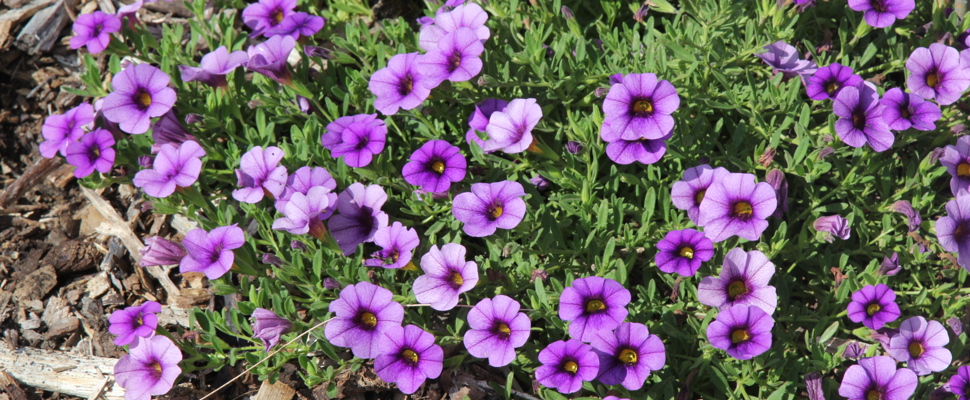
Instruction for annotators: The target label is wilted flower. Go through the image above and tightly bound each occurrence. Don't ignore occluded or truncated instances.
[670,164,730,224]
[879,88,942,131]
[889,201,921,232]
[364,222,420,269]
[413,243,478,311]
[179,46,249,88]
[947,317,964,336]
[179,225,245,279]
[559,276,631,342]
[566,141,584,154]
[847,284,901,330]
[756,40,818,82]
[247,35,296,84]
[805,371,825,400]
[696,172,777,242]
[654,228,714,277]
[108,301,161,346]
[325,281,404,359]
[698,248,777,315]
[529,174,551,191]
[765,169,788,218]
[233,146,288,203]
[843,341,870,359]
[303,45,333,59]
[402,140,467,193]
[833,82,893,152]
[483,98,543,153]
[241,0,296,37]
[260,253,283,266]
[848,0,914,28]
[328,183,389,255]
[139,236,186,267]
[602,73,680,140]
[150,111,198,154]
[65,128,115,178]
[374,325,443,394]
[369,53,432,115]
[814,215,851,241]
[39,103,94,158]
[591,322,666,390]
[887,316,952,375]
[535,339,599,394]
[879,252,902,276]
[102,64,177,135]
[321,113,387,168]
[452,181,527,237]
[465,295,531,367]
[838,356,917,400]
[806,63,863,101]
[252,308,292,352]
[69,11,121,54]
[114,336,182,400]
[133,141,206,198]
[323,277,341,290]
[707,305,774,360]
[906,43,970,105]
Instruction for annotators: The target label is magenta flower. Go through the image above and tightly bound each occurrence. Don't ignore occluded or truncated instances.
[328,183,389,255]
[133,141,206,198]
[150,111,198,154]
[402,140,467,193]
[272,186,332,238]
[419,27,484,87]
[179,225,245,279]
[247,35,296,84]
[179,46,249,88]
[833,82,894,152]
[374,325,443,394]
[114,336,182,400]
[233,146,288,203]
[39,103,94,158]
[806,63,863,101]
[65,128,115,178]
[949,366,970,400]
[101,64,177,134]
[906,43,970,105]
[465,295,531,367]
[139,236,186,267]
[418,3,490,52]
[600,119,672,165]
[602,73,680,140]
[108,301,161,346]
[847,284,901,330]
[325,281,405,359]
[879,88,941,131]
[466,98,508,151]
[591,322,666,390]
[935,193,970,270]
[838,356,917,400]
[413,243,479,311]
[670,164,730,224]
[698,248,777,315]
[241,0,296,37]
[756,40,818,82]
[559,276,631,342]
[813,214,851,241]
[452,181,527,237]
[535,339,600,394]
[887,316,952,375]
[265,12,325,39]
[848,0,914,27]
[482,98,543,153]
[696,172,777,242]
[707,305,774,360]
[941,136,970,196]
[252,308,292,352]
[275,166,337,216]
[655,228,714,277]
[369,52,432,115]
[69,11,121,54]
[364,222,420,269]
[320,113,387,168]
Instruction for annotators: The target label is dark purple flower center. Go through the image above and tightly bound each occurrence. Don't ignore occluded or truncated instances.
[561,359,579,374]
[630,98,654,117]
[448,271,463,289]
[354,135,370,151]
[871,0,887,12]
[694,189,706,206]
[730,201,754,219]
[584,299,606,313]
[398,74,414,96]
[866,302,881,316]
[926,70,940,89]
[825,81,841,96]
[134,89,153,110]
[899,106,912,119]
[486,204,503,221]
[400,348,419,366]
[957,163,970,177]
[357,207,376,232]
[493,322,511,339]
[730,329,750,344]
[867,389,882,400]
[93,22,104,36]
[355,311,378,329]
[448,52,462,72]
[851,111,867,130]
[208,243,224,264]
[617,348,638,365]
[955,222,970,242]
[148,359,163,379]
[271,9,285,25]
[727,280,748,300]
[908,341,924,358]
[132,313,144,330]
[88,144,102,161]
[678,246,694,259]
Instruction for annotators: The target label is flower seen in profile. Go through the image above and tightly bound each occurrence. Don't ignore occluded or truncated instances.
[848,0,914,28]
[838,356,917,400]
[879,88,942,131]
[413,243,479,311]
[114,335,182,400]
[265,12,325,39]
[375,325,443,394]
[139,236,186,267]
[813,214,851,241]
[707,305,774,360]
[935,192,970,271]
[696,172,777,242]
[887,316,952,375]
[879,252,902,276]
[241,0,296,37]
[940,136,970,196]
[655,228,714,277]
[602,73,680,140]
[756,40,818,82]
[364,222,420,269]
[272,186,332,238]
[328,183,389,255]
[40,103,94,158]
[950,365,970,400]
[591,322,666,390]
[697,247,777,314]
[275,166,337,217]
[150,111,198,154]
[834,82,894,152]
[465,295,531,367]
[419,27,484,87]
[179,46,249,88]
[906,43,970,105]
[483,98,543,153]
[133,141,206,198]
[101,63,177,134]
[321,113,387,168]
[452,180,527,237]
[369,52,432,115]
[419,3,490,52]
[535,339,600,394]
[252,308,292,352]
[65,128,115,178]
[559,276,631,342]
[247,35,296,84]
[179,225,246,280]
[108,301,161,346]
[69,11,121,54]
[890,200,921,233]
[402,140,467,193]
[847,284,901,330]
[806,63,863,101]
[233,146,287,203]
[765,169,788,218]
[670,164,730,224]
[466,98,508,150]
[325,281,404,359]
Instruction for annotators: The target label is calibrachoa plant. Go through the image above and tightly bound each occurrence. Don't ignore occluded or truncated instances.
[45,0,970,398]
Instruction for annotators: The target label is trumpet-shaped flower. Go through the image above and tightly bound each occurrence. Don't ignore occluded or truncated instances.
[108,301,161,346]
[696,172,777,242]
[328,183,389,255]
[114,336,182,400]
[133,141,206,198]
[233,146,288,203]
[602,73,680,140]
[325,281,405,359]
[935,192,970,271]
[101,64,177,135]
[906,43,970,106]
[465,295,530,367]
[559,276,631,342]
[320,113,387,168]
[69,11,121,54]
[591,322,666,390]
[369,53,432,115]
[364,222,420,269]
[413,243,479,311]
[833,82,893,152]
[887,316,952,375]
[179,46,249,88]
[483,98,543,154]
[535,339,600,394]
[452,181,527,237]
[847,284,900,330]
[374,325,443,394]
[402,140,467,193]
[655,228,714,277]
[39,103,94,158]
[65,128,115,178]
[706,305,774,360]
[179,225,245,280]
[670,164,730,224]
[251,308,292,352]
[697,248,777,314]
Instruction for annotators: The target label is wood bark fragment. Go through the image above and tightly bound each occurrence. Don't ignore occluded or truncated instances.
[0,157,60,211]
[0,371,28,400]
[13,0,69,54]
[253,379,296,400]
[0,0,54,48]
[0,346,124,400]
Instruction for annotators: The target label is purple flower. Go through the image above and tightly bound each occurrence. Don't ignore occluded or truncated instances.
[879,88,942,131]
[247,35,296,84]
[844,341,870,359]
[600,118,671,165]
[765,169,788,218]
[413,243,479,311]
[265,12,325,39]
[150,111,198,154]
[566,141,584,154]
[813,214,851,241]
[879,252,902,276]
[466,98,508,151]
[139,236,186,267]
[936,193,970,270]
[133,141,206,198]
[108,301,161,346]
[535,339,599,394]
[906,43,970,105]
[698,248,777,315]
[402,140,466,193]
[275,166,337,217]
[320,113,387,168]
[328,183,389,255]
[252,308,292,352]
[670,164,730,224]
[65,128,115,178]
[419,27,484,87]
[452,181,527,237]
[483,98,543,153]
[834,82,894,152]
[465,295,531,367]
[375,325,443,394]
[707,305,774,360]
[756,40,818,82]
[696,172,777,242]
[115,0,143,27]
[591,322,666,390]
[418,3,490,52]
[890,200,922,232]
[805,371,825,400]
[179,46,249,88]
[948,317,964,336]
[847,284,901,330]
[848,0,914,27]
[559,276,631,342]
[102,64,177,134]
[364,222,420,269]
[272,186,332,238]
[887,316,952,375]
[838,356,917,400]
[39,103,94,158]
[806,63,863,101]
[179,225,246,279]
[950,365,970,400]
[655,228,714,277]
[369,52,432,115]
[114,336,182,400]
[602,73,680,140]
[529,174,551,191]
[940,136,970,196]
[233,146,288,203]
[241,0,296,37]
[69,11,121,54]
[325,281,404,359]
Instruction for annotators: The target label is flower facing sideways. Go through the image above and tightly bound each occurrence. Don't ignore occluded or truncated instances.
[374,325,443,394]
[108,301,162,346]
[413,243,479,311]
[114,335,182,400]
[324,281,405,359]
[179,225,245,280]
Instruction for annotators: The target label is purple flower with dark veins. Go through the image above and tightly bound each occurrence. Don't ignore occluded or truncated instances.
[179,225,246,279]
[535,339,599,394]
[275,166,337,218]
[879,88,941,131]
[413,243,478,311]
[602,73,680,140]
[402,140,467,193]
[272,186,332,239]
[133,141,206,198]
[906,43,970,105]
[600,119,671,165]
[591,322,666,390]
[419,27,484,87]
[950,365,970,400]
[939,136,970,196]
[241,0,296,37]
[670,164,730,224]
[464,295,530,367]
[374,325,443,394]
[233,146,288,203]
[935,192,970,271]
[654,228,714,277]
[879,252,902,276]
[814,214,851,241]
[108,301,162,346]
[328,183,389,255]
[452,181,527,237]
[114,336,182,400]
[887,316,952,375]
[69,11,121,54]
[833,82,894,152]
[706,305,774,360]
[848,0,914,28]
[179,46,249,88]
[696,172,777,242]
[247,35,296,84]
[320,113,387,168]
[364,222,420,269]
[756,40,818,82]
[838,356,917,400]
[65,128,115,178]
[265,12,325,39]
[252,308,292,352]
[419,3,490,52]
[101,64,177,134]
[325,281,404,359]
[139,236,186,267]
[483,98,543,154]
[806,63,863,101]
[698,248,777,315]
[369,53,432,115]
[847,284,901,330]
[559,276,631,342]
[890,200,921,232]
[40,103,94,158]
